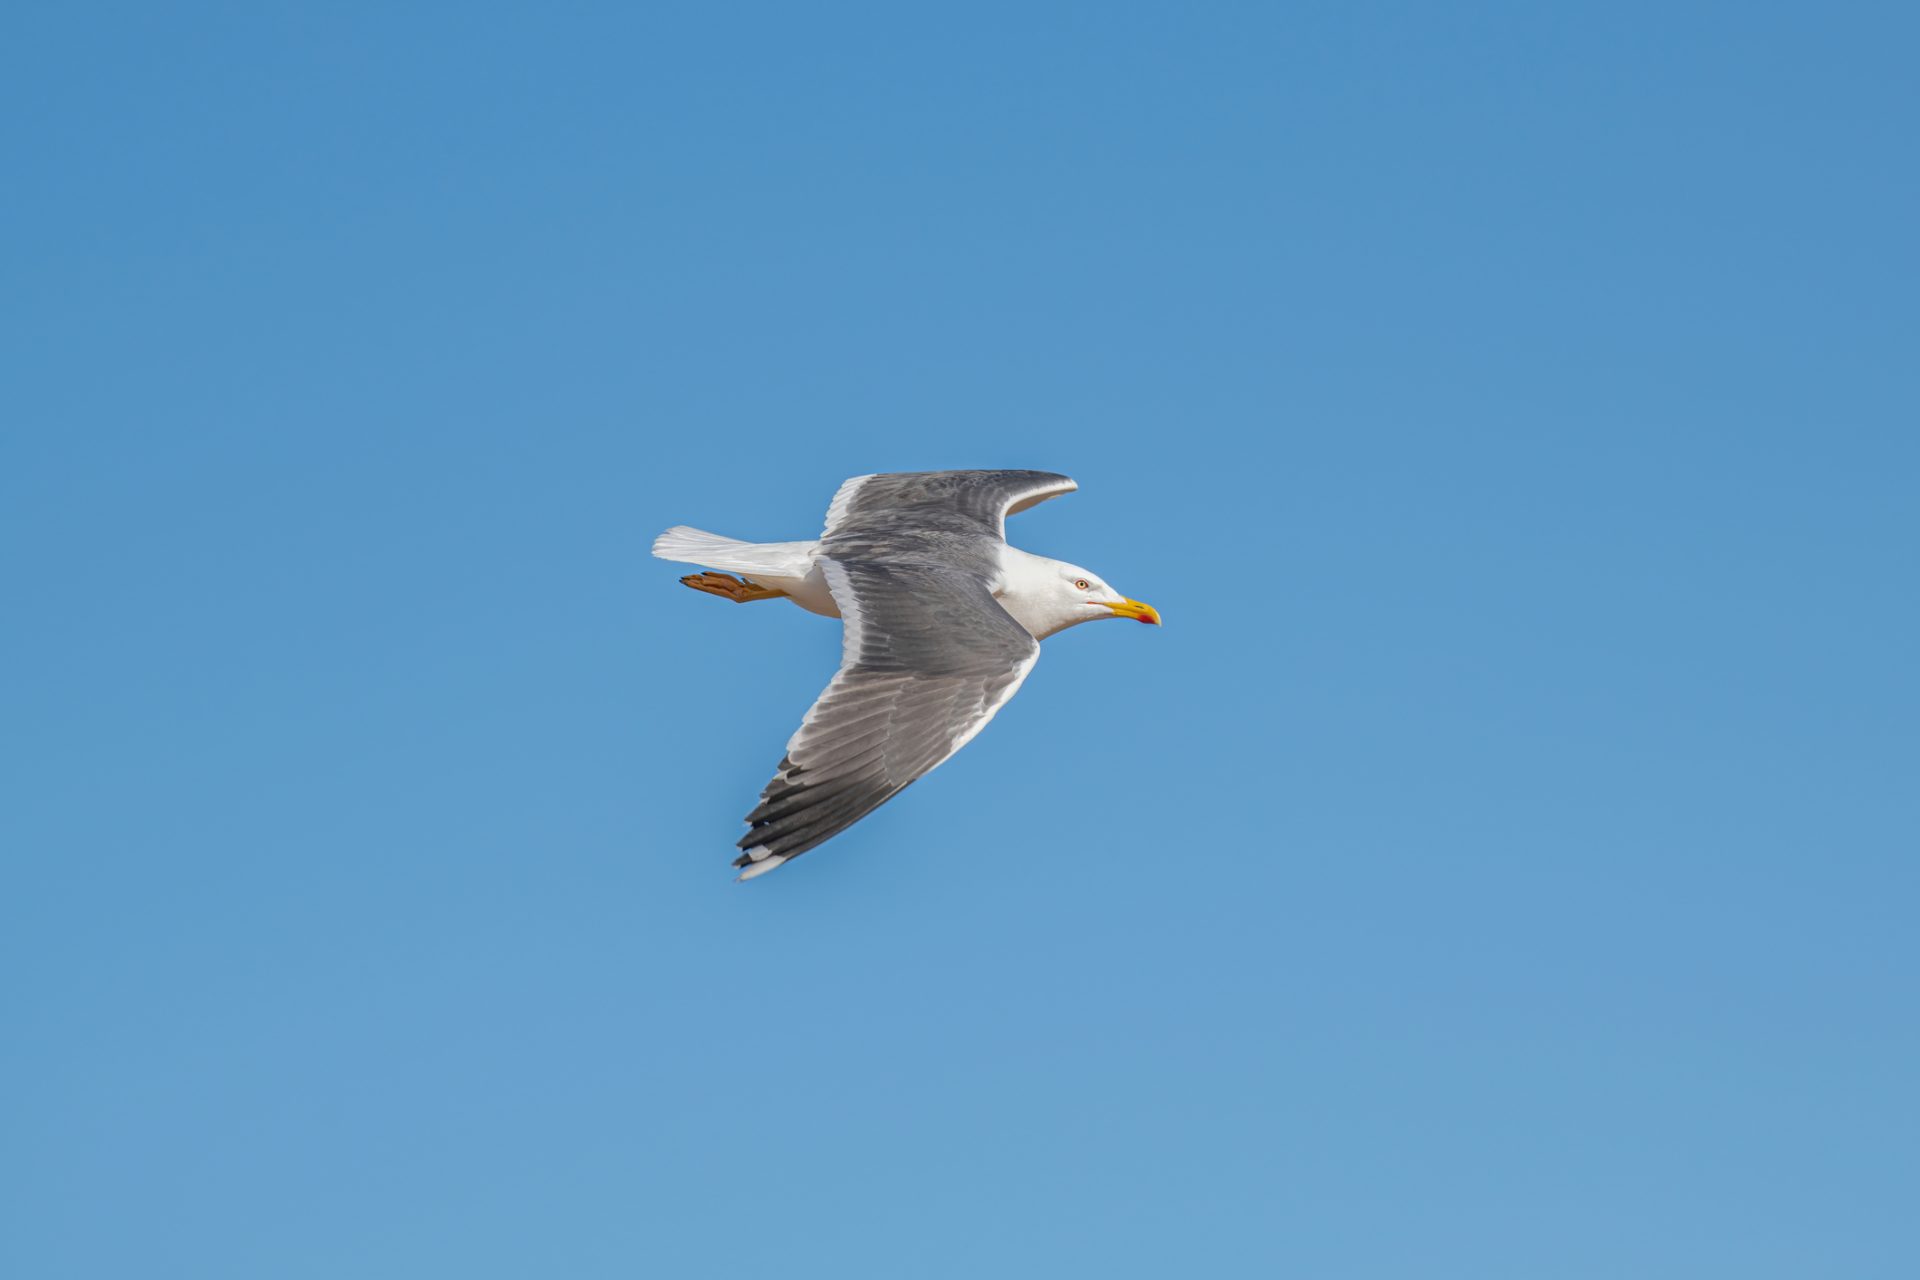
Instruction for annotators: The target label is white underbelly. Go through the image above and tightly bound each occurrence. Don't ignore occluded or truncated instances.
[763,562,840,617]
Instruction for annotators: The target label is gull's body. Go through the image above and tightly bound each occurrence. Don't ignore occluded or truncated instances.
[653,470,1159,879]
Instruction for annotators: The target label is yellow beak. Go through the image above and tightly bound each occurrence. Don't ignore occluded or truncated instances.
[1101,598,1162,626]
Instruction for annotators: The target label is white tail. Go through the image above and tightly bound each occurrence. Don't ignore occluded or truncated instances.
[651,526,817,578]
[652,525,749,562]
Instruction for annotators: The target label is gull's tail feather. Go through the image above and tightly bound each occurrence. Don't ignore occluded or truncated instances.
[652,526,816,578]
[652,525,750,563]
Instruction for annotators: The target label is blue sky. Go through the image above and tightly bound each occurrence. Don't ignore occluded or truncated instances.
[3,2,1915,1275]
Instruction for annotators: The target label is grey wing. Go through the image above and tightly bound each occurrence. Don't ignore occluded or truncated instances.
[822,470,1076,553]
[733,559,1040,878]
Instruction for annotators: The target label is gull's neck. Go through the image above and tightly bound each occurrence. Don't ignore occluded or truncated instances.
[995,545,1076,640]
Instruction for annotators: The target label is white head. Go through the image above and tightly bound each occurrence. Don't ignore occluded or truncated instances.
[996,547,1163,640]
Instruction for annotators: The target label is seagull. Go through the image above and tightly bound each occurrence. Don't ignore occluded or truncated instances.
[652,470,1161,880]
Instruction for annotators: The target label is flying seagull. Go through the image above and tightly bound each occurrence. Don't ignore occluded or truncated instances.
[653,469,1161,880]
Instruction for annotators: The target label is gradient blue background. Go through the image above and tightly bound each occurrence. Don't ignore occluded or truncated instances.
[4,3,1915,1276]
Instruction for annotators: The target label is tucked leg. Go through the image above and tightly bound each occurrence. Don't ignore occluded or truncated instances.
[679,571,788,603]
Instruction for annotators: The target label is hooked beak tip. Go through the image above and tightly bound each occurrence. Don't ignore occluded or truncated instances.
[1104,598,1161,626]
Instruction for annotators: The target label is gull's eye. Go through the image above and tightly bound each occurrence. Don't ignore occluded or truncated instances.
[1074,578,1091,590]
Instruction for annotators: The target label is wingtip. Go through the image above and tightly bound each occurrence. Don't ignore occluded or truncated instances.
[734,850,788,882]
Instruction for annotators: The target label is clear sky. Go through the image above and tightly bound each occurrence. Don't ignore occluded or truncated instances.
[3,3,1915,1276]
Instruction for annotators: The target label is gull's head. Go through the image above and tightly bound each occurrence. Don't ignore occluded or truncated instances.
[1064,564,1162,628]
[999,551,1161,639]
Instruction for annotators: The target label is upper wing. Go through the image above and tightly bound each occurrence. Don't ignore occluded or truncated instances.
[733,558,1040,878]
[822,470,1077,547]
